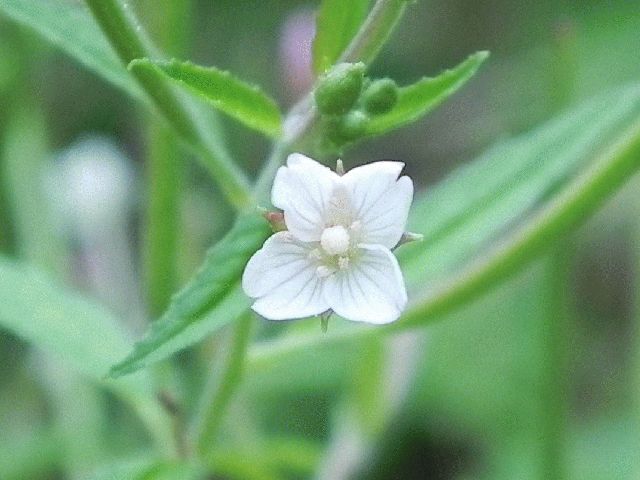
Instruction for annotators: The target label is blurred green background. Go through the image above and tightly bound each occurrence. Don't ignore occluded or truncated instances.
[1,0,640,479]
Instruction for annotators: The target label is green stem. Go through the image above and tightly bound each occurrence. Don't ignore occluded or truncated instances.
[247,116,640,367]
[144,113,183,317]
[142,0,189,317]
[338,0,407,65]
[193,313,253,454]
[84,0,251,209]
[538,249,569,480]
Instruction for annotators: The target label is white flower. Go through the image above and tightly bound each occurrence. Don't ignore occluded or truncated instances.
[242,153,414,324]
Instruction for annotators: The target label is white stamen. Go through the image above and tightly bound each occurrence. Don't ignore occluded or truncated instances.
[308,248,323,261]
[338,256,349,270]
[320,225,350,255]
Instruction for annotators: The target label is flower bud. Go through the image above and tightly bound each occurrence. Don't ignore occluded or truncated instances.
[314,62,365,115]
[340,110,369,140]
[363,78,399,115]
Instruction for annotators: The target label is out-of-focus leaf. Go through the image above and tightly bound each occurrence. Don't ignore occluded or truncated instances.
[312,0,370,74]
[2,104,65,274]
[398,83,640,289]
[365,51,489,136]
[0,428,62,480]
[109,214,271,378]
[0,0,143,99]
[92,458,204,480]
[0,257,133,379]
[0,257,173,448]
[129,59,283,137]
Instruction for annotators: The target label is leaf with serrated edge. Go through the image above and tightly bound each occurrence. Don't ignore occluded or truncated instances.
[0,0,143,99]
[365,51,489,136]
[129,58,283,138]
[109,214,271,378]
[312,0,371,73]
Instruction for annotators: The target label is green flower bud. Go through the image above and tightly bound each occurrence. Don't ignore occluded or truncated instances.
[314,62,366,115]
[363,78,399,115]
[340,110,369,140]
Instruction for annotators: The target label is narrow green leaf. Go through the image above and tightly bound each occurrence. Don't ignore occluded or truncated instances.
[0,257,174,450]
[398,83,640,288]
[312,0,371,74]
[365,51,489,136]
[129,58,283,138]
[109,214,271,378]
[92,458,204,480]
[248,83,640,367]
[0,0,143,99]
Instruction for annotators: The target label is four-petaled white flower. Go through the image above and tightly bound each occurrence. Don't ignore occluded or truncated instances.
[242,153,414,324]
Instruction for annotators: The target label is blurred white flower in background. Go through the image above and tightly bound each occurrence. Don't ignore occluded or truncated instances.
[46,137,143,325]
[242,153,414,324]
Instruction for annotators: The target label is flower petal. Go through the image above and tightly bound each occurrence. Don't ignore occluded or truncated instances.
[272,153,339,242]
[242,232,328,320]
[324,244,407,324]
[341,161,413,248]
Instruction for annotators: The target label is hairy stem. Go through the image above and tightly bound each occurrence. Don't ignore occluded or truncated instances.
[84,0,251,209]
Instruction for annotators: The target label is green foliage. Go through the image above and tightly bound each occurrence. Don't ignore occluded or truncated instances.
[1,104,64,274]
[312,0,371,73]
[0,0,143,99]
[109,214,271,378]
[129,58,283,138]
[0,256,134,380]
[398,83,640,290]
[92,458,205,480]
[314,62,366,115]
[365,51,489,136]
[0,257,174,449]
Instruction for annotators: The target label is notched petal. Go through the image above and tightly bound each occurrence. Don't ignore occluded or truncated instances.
[271,153,339,242]
[324,244,407,324]
[342,161,414,248]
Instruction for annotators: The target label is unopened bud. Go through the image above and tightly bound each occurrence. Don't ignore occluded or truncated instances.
[314,62,365,115]
[340,110,369,140]
[261,209,287,232]
[394,231,424,250]
[363,78,399,115]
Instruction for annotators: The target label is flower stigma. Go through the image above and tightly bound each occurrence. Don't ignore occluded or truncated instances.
[320,225,351,255]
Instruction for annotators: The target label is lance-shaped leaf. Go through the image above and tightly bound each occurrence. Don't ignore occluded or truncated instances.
[365,51,489,136]
[109,214,271,378]
[312,0,371,74]
[129,58,283,138]
[0,0,143,99]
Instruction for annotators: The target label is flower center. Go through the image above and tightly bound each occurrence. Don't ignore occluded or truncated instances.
[320,225,350,255]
